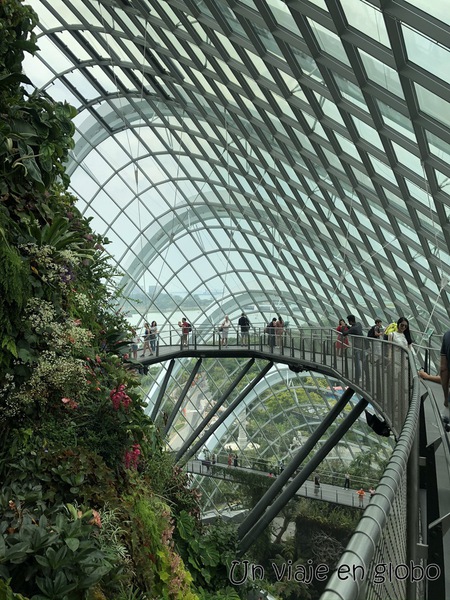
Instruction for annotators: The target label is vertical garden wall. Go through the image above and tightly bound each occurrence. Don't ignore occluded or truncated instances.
[0,2,239,599]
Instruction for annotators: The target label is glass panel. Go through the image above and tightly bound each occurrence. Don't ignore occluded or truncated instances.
[376,100,415,140]
[391,142,423,176]
[405,179,434,208]
[339,0,390,47]
[307,19,351,66]
[359,49,404,98]
[415,83,450,128]
[313,92,345,126]
[369,155,397,185]
[435,168,450,193]
[426,131,450,163]
[351,116,384,150]
[402,25,450,84]
[405,0,450,26]
[334,74,367,111]
[349,166,375,191]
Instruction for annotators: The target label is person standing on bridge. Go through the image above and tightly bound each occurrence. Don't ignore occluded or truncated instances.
[341,315,363,385]
[140,322,153,357]
[357,487,365,508]
[220,315,231,347]
[335,318,349,357]
[343,472,350,489]
[275,315,284,348]
[266,317,277,351]
[149,320,158,353]
[179,317,191,347]
[314,473,320,496]
[238,313,251,346]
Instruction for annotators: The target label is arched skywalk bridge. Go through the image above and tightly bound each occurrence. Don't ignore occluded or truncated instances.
[138,327,450,600]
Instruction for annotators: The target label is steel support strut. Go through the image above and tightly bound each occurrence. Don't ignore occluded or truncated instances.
[175,359,255,462]
[150,359,175,422]
[238,396,368,555]
[238,386,355,541]
[179,361,274,465]
[163,359,202,436]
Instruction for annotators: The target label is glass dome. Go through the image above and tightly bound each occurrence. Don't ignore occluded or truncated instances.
[23,0,450,341]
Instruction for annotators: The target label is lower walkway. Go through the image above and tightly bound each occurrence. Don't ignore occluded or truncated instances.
[185,459,370,509]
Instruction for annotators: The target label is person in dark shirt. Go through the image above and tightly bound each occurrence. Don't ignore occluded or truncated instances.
[342,314,363,384]
[266,317,277,351]
[238,313,251,346]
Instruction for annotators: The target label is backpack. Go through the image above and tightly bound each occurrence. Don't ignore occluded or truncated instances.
[186,322,192,332]
[367,326,376,338]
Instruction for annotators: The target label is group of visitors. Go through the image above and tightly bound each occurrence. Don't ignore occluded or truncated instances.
[265,315,285,349]
[356,486,376,507]
[335,314,413,385]
[227,452,239,467]
[129,321,158,358]
[314,472,375,507]
[336,315,413,352]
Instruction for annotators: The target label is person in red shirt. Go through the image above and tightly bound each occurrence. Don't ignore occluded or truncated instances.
[357,488,365,508]
[179,317,191,347]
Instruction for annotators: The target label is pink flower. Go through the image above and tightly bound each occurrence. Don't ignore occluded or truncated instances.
[62,397,78,409]
[90,509,102,528]
[110,384,132,410]
[124,443,141,469]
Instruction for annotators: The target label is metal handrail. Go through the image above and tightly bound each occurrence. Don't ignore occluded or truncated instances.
[320,351,421,600]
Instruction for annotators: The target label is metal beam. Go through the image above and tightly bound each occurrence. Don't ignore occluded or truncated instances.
[238,396,369,554]
[175,359,255,462]
[180,361,274,464]
[238,385,355,540]
[150,358,175,421]
[163,358,202,436]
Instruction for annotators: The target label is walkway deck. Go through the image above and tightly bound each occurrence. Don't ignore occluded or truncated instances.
[185,459,369,510]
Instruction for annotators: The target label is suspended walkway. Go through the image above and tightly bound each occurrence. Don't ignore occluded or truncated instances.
[185,459,372,510]
[138,326,450,600]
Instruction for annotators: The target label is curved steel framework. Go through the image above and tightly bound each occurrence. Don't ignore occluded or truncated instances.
[25,0,450,337]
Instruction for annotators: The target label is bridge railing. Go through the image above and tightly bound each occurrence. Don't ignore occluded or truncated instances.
[320,352,421,600]
[152,327,423,599]
[147,326,413,437]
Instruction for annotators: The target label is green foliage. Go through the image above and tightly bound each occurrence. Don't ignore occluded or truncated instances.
[212,466,274,509]
[125,495,199,600]
[0,3,214,599]
[0,579,30,599]
[0,230,31,364]
[0,489,114,599]
[196,589,241,600]
[175,511,238,590]
[347,442,388,484]
[0,448,118,509]
[112,584,148,600]
[0,0,38,100]
[142,454,201,519]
